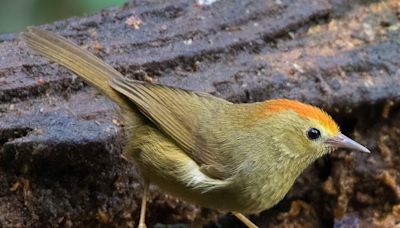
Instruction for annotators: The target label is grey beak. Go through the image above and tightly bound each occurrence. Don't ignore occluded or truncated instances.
[325,133,370,153]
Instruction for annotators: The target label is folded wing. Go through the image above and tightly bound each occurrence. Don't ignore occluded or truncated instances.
[110,79,233,179]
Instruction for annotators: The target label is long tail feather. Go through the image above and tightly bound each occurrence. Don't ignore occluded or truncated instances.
[20,27,131,110]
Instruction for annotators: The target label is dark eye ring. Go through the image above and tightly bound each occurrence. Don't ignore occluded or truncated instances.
[307,128,321,140]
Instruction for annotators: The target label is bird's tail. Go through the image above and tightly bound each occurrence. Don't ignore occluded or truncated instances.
[20,27,132,112]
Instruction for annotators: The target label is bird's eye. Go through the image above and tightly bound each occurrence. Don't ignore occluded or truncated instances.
[307,128,321,140]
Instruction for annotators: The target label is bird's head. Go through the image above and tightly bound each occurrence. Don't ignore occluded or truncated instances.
[259,99,370,159]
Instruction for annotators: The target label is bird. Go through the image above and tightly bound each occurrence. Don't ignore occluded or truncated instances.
[21,27,370,228]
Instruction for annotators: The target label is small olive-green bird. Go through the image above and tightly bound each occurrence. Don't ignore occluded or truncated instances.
[21,27,370,228]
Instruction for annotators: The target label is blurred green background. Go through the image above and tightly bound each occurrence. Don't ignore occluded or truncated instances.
[0,0,127,34]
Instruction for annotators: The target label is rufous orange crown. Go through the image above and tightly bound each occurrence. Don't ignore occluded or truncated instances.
[263,99,340,135]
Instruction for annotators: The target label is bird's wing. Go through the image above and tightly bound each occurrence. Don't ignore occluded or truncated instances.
[109,79,233,179]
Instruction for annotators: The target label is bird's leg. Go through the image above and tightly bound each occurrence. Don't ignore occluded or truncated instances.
[138,181,149,228]
[232,212,259,228]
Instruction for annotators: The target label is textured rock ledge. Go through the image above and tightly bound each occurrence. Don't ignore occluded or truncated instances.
[0,0,399,227]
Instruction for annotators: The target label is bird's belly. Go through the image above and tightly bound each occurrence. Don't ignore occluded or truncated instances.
[138,161,246,212]
[125,126,252,212]
[126,125,297,213]
[134,149,293,214]
[229,163,300,213]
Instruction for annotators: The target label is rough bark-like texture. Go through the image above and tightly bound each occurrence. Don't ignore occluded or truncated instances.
[0,0,399,227]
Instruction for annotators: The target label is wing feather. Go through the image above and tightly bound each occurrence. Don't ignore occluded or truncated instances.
[109,79,232,179]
